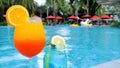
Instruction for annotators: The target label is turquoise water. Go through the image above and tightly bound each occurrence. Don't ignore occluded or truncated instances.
[0,25,120,68]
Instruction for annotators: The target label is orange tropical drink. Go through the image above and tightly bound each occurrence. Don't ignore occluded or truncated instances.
[6,5,46,58]
[14,20,46,58]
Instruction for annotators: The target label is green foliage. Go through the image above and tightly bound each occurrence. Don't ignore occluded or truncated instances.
[110,21,120,27]
[46,0,73,15]
[14,0,39,16]
[56,0,73,15]
[43,22,48,26]
[95,6,105,16]
[0,0,2,7]
[0,21,7,26]
[89,0,102,16]
[0,0,108,26]
[0,0,39,22]
[0,0,6,8]
[46,0,53,7]
[68,0,103,16]
[78,0,87,10]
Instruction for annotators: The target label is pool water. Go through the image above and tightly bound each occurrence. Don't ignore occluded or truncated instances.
[0,25,120,68]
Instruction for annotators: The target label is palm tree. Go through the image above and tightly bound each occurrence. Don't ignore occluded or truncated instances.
[0,0,3,21]
[0,0,7,22]
[0,0,3,7]
[89,0,102,16]
[0,0,39,22]
[46,0,54,16]
[54,0,73,23]
[95,5,105,16]
[55,0,73,15]
[72,0,102,15]
[46,0,72,16]
[69,0,75,12]
[14,0,39,16]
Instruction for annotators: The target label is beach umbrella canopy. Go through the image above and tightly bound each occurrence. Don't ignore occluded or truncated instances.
[90,15,100,20]
[76,16,80,20]
[46,15,55,19]
[82,14,91,18]
[101,14,111,19]
[56,16,63,20]
[69,15,77,19]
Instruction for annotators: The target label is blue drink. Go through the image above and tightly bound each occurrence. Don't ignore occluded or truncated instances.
[44,46,67,68]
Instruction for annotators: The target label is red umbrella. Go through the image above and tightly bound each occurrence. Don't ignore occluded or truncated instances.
[56,16,63,20]
[101,14,111,19]
[90,15,100,20]
[46,15,55,19]
[82,14,91,18]
[69,15,77,19]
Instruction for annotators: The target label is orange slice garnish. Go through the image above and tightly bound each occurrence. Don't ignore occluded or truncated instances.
[6,5,29,27]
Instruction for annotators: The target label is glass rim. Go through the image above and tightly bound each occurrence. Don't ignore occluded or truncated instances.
[28,17,42,22]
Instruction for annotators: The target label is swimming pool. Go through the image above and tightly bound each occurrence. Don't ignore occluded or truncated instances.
[0,25,120,68]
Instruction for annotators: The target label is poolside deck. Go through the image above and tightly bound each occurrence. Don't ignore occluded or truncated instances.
[90,59,120,68]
